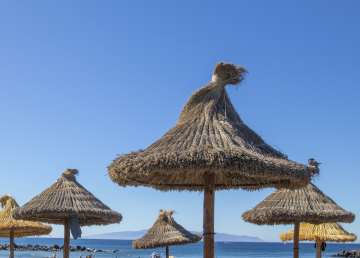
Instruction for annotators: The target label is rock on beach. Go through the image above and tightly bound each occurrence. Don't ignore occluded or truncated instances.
[332,250,360,257]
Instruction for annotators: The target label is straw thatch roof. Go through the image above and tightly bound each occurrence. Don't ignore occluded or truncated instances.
[132,210,202,249]
[280,222,357,243]
[108,62,315,191]
[0,195,52,238]
[12,169,122,226]
[242,183,355,225]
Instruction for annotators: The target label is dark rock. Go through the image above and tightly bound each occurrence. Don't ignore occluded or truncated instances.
[0,243,116,253]
[332,250,360,258]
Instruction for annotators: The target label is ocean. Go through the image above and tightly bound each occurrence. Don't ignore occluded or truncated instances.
[0,238,359,258]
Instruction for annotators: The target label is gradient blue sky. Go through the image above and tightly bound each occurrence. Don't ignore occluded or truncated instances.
[1,1,359,243]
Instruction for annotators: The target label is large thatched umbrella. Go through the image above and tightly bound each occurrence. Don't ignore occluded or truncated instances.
[242,183,355,258]
[12,169,123,258]
[133,210,202,258]
[0,194,52,258]
[108,62,315,258]
[280,222,357,258]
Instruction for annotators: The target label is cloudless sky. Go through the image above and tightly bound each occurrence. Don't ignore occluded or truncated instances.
[0,1,359,243]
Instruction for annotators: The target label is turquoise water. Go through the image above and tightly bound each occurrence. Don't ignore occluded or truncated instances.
[0,238,359,257]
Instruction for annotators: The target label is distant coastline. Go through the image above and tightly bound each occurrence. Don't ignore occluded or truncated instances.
[83,230,265,242]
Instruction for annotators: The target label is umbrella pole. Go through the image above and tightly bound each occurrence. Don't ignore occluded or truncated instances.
[64,216,70,258]
[9,229,14,258]
[293,221,300,258]
[315,240,322,258]
[203,172,215,258]
[166,246,169,258]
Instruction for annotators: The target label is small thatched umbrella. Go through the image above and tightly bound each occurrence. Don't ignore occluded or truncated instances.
[108,62,316,258]
[280,222,357,258]
[12,169,123,258]
[242,183,355,258]
[133,210,202,258]
[0,194,52,258]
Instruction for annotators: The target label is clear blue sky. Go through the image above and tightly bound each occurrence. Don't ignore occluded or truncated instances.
[1,1,359,243]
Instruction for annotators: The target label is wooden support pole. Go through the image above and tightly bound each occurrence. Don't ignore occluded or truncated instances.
[9,230,14,258]
[293,221,300,258]
[315,240,322,258]
[64,216,70,258]
[166,245,169,258]
[203,172,215,258]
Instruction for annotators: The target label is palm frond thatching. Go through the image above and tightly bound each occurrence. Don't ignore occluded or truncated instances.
[280,222,357,243]
[12,169,122,226]
[132,210,202,249]
[108,62,315,191]
[0,195,52,238]
[242,183,355,225]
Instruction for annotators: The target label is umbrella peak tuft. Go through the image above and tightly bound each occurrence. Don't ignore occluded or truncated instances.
[0,195,11,209]
[159,209,174,215]
[62,168,79,179]
[308,158,320,175]
[211,61,247,86]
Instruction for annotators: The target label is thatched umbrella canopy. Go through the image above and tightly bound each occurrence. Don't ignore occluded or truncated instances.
[242,183,355,258]
[280,222,357,258]
[280,222,357,242]
[0,194,52,258]
[108,62,315,258]
[133,210,202,258]
[12,169,122,258]
[242,183,355,225]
